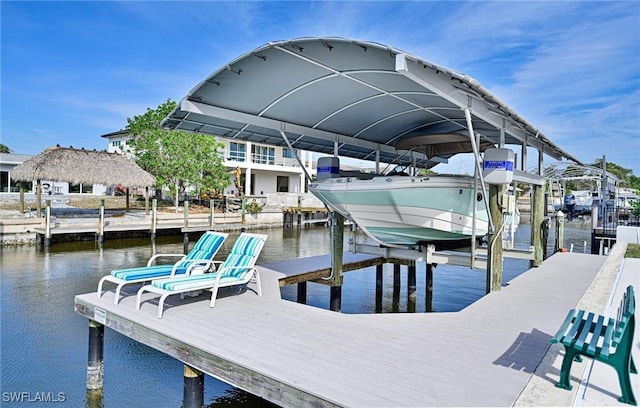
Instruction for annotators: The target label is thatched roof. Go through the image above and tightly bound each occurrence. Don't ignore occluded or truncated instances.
[10,145,156,187]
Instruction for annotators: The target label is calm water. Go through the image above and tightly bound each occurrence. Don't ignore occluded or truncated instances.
[0,224,591,407]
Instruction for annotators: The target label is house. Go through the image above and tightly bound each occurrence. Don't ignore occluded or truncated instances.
[101,130,314,196]
[1,153,34,193]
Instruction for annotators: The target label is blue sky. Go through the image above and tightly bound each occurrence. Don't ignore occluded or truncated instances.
[2,1,639,175]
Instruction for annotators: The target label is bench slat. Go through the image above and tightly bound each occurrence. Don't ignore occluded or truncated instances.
[587,314,605,355]
[613,318,629,347]
[564,309,585,340]
[600,317,616,358]
[551,309,579,344]
[574,312,595,349]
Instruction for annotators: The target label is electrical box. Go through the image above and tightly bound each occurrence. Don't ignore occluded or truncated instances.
[503,194,516,213]
[483,148,514,185]
[317,157,340,180]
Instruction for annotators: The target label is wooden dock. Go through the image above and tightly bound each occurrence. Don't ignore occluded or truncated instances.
[74,246,635,407]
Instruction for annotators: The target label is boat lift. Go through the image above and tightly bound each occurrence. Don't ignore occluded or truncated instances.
[161,37,579,300]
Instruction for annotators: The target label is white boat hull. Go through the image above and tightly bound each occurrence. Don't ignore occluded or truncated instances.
[309,175,489,247]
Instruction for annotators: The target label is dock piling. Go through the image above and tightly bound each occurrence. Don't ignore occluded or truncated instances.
[425,263,434,312]
[96,199,105,244]
[151,199,157,240]
[184,201,189,229]
[487,184,504,293]
[209,199,215,226]
[183,233,190,254]
[44,199,51,247]
[183,365,204,408]
[555,211,565,252]
[86,320,104,392]
[375,264,383,312]
[297,282,307,304]
[330,286,342,312]
[530,184,545,267]
[392,265,401,312]
[407,263,417,312]
[407,263,416,299]
[329,212,345,312]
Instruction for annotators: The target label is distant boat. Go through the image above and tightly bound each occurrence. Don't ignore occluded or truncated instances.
[564,190,593,216]
[309,175,489,248]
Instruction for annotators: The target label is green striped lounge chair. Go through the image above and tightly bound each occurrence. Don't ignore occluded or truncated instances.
[135,233,268,318]
[97,231,228,304]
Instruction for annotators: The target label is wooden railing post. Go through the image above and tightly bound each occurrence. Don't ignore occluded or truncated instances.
[150,199,157,240]
[183,200,189,229]
[44,199,52,247]
[97,199,105,243]
[209,199,215,227]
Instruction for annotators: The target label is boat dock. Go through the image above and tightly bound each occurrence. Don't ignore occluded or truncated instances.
[74,243,638,407]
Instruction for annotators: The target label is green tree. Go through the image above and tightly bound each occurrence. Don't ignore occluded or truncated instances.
[125,99,229,209]
[591,158,633,187]
[0,143,10,153]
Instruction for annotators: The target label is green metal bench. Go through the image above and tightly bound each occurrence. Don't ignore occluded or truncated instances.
[550,284,637,405]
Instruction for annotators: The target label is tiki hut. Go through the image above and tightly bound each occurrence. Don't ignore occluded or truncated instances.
[10,145,156,213]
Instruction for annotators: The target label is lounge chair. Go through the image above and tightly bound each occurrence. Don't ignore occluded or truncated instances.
[135,233,267,318]
[97,231,228,304]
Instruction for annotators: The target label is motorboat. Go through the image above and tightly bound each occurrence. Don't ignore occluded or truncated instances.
[309,174,489,248]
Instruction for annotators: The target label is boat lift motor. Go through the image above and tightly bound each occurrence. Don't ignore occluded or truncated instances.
[317,157,340,180]
[482,148,515,185]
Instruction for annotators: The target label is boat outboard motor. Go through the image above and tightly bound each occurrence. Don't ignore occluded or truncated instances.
[564,194,576,220]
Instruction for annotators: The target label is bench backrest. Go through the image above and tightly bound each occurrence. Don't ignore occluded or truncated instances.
[614,285,635,348]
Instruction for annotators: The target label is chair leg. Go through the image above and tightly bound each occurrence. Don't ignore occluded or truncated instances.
[97,277,106,298]
[254,270,262,296]
[556,348,579,390]
[157,293,170,319]
[114,283,126,305]
[210,286,220,308]
[135,287,148,310]
[616,364,637,406]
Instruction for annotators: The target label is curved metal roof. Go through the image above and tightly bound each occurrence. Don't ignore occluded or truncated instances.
[163,37,581,169]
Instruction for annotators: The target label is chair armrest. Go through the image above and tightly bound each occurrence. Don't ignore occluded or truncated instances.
[146,253,186,266]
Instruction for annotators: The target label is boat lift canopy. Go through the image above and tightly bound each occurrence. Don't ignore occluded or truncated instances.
[163,37,581,171]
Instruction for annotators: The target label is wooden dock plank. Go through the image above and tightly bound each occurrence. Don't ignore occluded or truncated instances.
[76,251,608,407]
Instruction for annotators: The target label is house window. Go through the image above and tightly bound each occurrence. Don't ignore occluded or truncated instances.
[252,145,275,165]
[282,148,296,159]
[229,142,246,161]
[277,176,289,192]
[69,183,93,194]
[0,171,9,192]
[112,140,121,147]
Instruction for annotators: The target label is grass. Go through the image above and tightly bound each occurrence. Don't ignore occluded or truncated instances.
[626,243,640,258]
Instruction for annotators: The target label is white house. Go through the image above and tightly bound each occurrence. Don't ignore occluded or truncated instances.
[0,153,32,193]
[101,130,313,197]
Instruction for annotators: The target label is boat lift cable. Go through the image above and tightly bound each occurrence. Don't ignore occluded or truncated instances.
[463,107,494,233]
